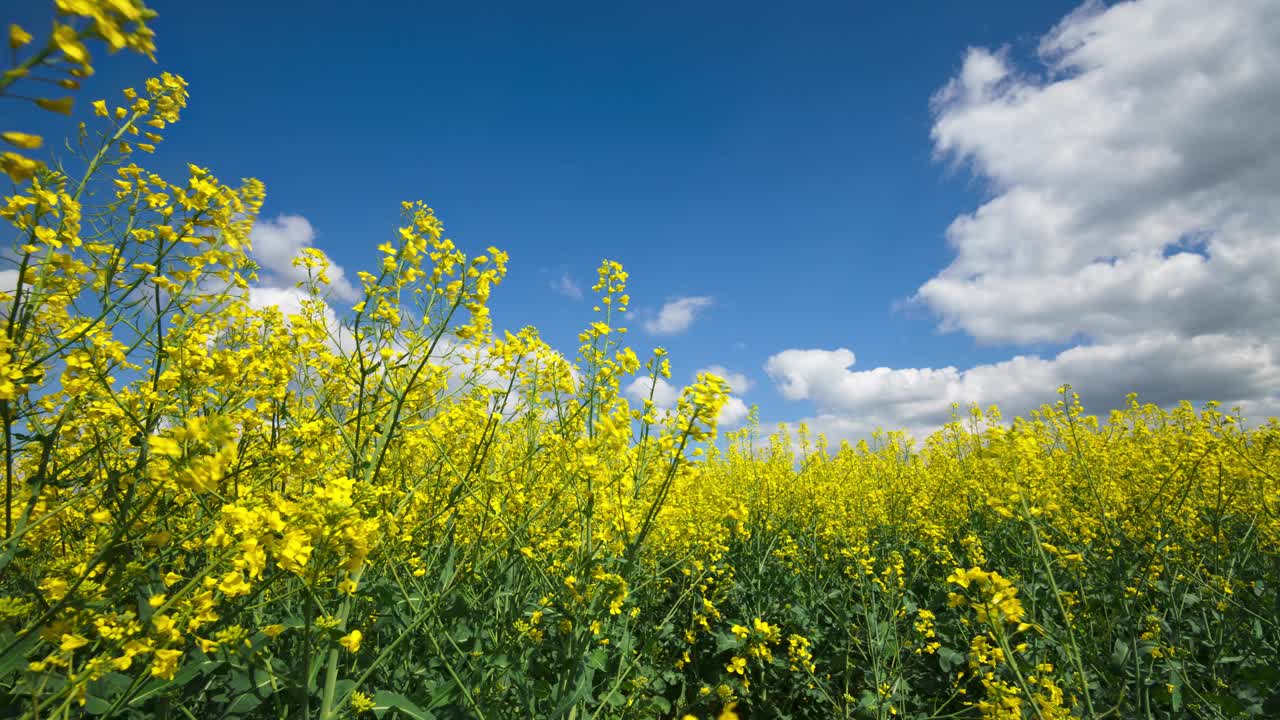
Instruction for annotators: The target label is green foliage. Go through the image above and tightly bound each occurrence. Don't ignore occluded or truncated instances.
[1,3,1278,719]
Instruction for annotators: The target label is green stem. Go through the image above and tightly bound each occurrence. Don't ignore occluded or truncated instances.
[1019,491,1096,716]
[318,565,365,720]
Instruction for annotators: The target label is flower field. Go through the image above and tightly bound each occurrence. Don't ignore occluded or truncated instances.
[2,3,1279,718]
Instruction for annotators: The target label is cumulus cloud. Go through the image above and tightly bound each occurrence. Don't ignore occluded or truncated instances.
[644,296,713,335]
[241,214,363,355]
[624,376,680,410]
[246,285,356,354]
[697,365,753,394]
[766,337,1280,442]
[250,215,360,302]
[550,271,583,300]
[717,396,751,427]
[699,365,753,426]
[624,374,752,429]
[916,0,1280,344]
[767,0,1280,443]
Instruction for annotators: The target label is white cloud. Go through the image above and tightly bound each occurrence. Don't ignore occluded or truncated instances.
[550,271,583,300]
[916,0,1280,344]
[250,215,360,302]
[697,364,753,394]
[717,396,750,427]
[644,296,712,335]
[246,285,356,354]
[766,336,1280,443]
[768,0,1280,443]
[242,214,365,355]
[623,374,751,429]
[624,375,679,410]
[245,285,310,318]
[243,214,364,356]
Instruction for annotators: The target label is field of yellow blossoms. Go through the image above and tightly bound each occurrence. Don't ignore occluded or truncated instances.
[2,3,1278,719]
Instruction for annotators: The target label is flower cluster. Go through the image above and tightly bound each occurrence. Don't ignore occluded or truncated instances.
[0,2,1277,719]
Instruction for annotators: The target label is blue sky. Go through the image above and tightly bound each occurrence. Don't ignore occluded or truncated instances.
[13,0,1280,439]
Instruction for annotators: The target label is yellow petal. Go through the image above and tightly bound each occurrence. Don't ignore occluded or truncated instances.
[52,25,90,65]
[1,132,42,150]
[36,97,75,115]
[0,152,42,182]
[8,24,32,49]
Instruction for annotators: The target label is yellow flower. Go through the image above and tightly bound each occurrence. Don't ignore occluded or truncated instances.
[8,24,32,49]
[1,132,42,150]
[149,435,182,458]
[351,690,376,714]
[110,640,153,672]
[718,702,740,720]
[60,633,90,652]
[52,24,90,65]
[262,624,285,638]
[38,577,69,602]
[339,629,363,653]
[152,613,179,642]
[0,152,41,182]
[151,649,183,680]
[218,570,251,597]
[725,656,747,675]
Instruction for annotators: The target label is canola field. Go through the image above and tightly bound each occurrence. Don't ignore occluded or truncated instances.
[2,4,1279,719]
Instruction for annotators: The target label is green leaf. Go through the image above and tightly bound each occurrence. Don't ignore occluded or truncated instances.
[223,691,264,717]
[0,630,41,677]
[82,695,113,715]
[374,690,432,720]
[130,658,221,706]
[585,647,608,672]
[937,646,965,673]
[1110,638,1130,668]
[714,632,740,653]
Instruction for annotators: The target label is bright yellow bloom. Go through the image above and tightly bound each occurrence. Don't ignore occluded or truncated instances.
[1,132,42,150]
[8,23,32,48]
[60,633,89,652]
[351,690,375,714]
[0,152,41,182]
[339,629,363,653]
[52,24,90,65]
[151,649,183,680]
